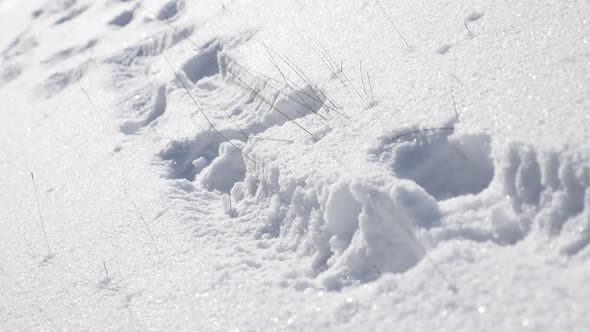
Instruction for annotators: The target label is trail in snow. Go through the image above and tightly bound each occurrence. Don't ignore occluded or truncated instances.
[0,0,589,330]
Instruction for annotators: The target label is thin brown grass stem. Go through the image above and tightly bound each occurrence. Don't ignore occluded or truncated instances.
[30,172,51,255]
[248,137,294,143]
[339,63,367,103]
[210,96,249,140]
[20,232,37,256]
[390,127,455,143]
[281,52,344,115]
[314,42,367,103]
[103,260,110,279]
[261,44,314,120]
[367,72,375,100]
[243,67,338,118]
[450,87,459,123]
[360,60,368,96]
[464,23,474,36]
[270,49,348,119]
[311,44,348,88]
[373,0,410,49]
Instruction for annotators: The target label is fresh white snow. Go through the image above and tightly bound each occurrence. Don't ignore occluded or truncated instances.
[0,0,589,330]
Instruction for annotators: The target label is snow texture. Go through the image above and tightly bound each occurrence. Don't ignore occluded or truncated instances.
[0,0,589,330]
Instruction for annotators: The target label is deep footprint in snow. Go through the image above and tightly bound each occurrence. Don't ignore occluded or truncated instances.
[158,131,247,192]
[370,127,494,200]
[158,131,227,181]
[181,42,221,86]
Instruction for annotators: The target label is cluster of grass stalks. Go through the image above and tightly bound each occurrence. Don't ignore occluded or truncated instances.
[135,2,326,141]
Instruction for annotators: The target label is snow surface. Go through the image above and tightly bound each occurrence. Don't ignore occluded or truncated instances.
[0,0,589,330]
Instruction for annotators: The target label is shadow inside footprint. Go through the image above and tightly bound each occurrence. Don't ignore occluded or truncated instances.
[156,0,184,21]
[181,43,221,84]
[109,10,134,27]
[158,131,225,181]
[372,127,494,200]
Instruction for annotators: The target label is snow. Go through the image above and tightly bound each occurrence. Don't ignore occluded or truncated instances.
[0,0,589,330]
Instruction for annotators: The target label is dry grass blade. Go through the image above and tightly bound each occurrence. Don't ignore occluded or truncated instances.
[210,96,249,140]
[280,52,344,116]
[312,41,367,103]
[30,172,51,256]
[269,48,349,119]
[20,232,37,256]
[373,0,410,49]
[360,60,368,96]
[120,169,162,260]
[103,260,110,281]
[367,72,375,100]
[261,42,330,124]
[389,127,455,142]
[261,43,313,119]
[149,33,257,165]
[250,68,338,116]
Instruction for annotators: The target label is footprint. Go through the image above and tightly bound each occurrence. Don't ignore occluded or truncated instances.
[32,0,77,19]
[54,5,89,25]
[1,32,38,61]
[0,63,22,87]
[157,126,249,188]
[436,43,452,55]
[41,39,97,65]
[156,0,185,21]
[370,126,494,200]
[502,143,589,236]
[158,131,230,181]
[465,11,484,22]
[106,25,194,66]
[174,35,324,132]
[503,144,543,207]
[44,0,78,13]
[116,84,167,135]
[31,9,44,18]
[109,10,134,27]
[36,61,89,98]
[181,43,221,85]
[318,180,434,290]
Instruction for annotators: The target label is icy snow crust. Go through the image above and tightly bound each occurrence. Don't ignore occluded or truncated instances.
[0,0,589,330]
